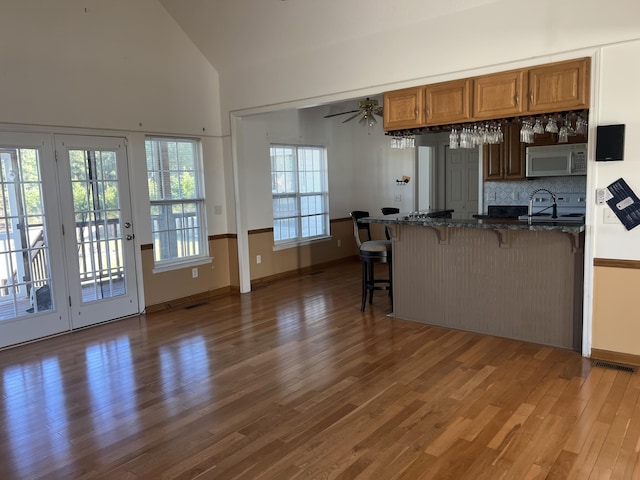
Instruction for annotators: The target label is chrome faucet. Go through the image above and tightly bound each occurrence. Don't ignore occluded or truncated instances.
[528,188,557,218]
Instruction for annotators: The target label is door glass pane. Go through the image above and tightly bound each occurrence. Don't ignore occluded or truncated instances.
[0,147,53,320]
[69,149,125,303]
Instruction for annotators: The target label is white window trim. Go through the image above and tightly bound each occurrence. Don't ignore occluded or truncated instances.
[146,136,209,267]
[270,144,330,246]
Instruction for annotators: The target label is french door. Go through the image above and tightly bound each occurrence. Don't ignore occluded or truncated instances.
[55,135,138,329]
[0,133,138,348]
[0,133,68,347]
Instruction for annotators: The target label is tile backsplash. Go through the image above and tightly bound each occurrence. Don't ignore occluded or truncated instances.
[484,177,587,207]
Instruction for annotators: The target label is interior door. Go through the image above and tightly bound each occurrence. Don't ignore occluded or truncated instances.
[55,135,138,329]
[445,147,479,219]
[417,146,434,211]
[0,133,69,348]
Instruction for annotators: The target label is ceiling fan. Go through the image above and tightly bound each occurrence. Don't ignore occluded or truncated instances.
[323,98,383,126]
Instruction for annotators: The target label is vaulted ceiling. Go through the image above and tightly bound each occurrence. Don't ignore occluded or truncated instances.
[158,0,499,75]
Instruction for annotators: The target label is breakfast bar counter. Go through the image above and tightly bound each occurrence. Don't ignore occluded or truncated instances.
[365,214,585,350]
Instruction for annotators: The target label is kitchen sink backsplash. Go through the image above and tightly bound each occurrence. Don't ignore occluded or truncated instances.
[484,177,587,205]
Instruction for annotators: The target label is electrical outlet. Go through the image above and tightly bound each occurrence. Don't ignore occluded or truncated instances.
[337,239,341,247]
[394,194,402,202]
[214,205,223,215]
[191,267,198,278]
[256,254,262,264]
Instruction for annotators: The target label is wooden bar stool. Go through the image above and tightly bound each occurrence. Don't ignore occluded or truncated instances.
[350,211,392,311]
[381,207,399,240]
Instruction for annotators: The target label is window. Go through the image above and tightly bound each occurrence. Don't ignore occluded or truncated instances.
[145,137,207,266]
[270,144,329,244]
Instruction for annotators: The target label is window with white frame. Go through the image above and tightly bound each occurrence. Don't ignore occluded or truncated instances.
[145,137,207,266]
[270,144,329,244]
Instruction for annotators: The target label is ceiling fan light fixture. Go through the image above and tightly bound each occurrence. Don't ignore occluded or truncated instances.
[324,97,383,129]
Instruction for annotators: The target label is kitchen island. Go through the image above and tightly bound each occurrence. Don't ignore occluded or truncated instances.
[365,214,585,350]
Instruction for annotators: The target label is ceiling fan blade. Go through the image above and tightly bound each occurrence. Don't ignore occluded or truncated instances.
[323,109,360,119]
[342,112,363,123]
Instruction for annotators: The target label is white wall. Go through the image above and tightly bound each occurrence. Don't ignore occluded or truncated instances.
[0,0,229,239]
[239,106,415,230]
[592,41,640,260]
[0,0,221,137]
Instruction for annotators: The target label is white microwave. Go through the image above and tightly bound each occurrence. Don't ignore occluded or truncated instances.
[526,144,587,177]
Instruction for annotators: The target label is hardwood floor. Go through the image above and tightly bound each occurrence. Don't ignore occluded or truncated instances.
[0,260,639,479]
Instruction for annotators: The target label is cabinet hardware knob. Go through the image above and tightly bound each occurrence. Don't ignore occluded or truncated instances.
[514,92,519,105]
[529,90,534,104]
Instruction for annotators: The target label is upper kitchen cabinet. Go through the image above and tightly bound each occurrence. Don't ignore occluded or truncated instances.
[424,79,472,125]
[527,58,590,114]
[383,87,425,130]
[473,69,527,119]
[382,57,591,132]
[483,124,525,181]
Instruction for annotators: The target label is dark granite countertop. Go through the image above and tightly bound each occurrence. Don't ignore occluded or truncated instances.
[364,212,585,234]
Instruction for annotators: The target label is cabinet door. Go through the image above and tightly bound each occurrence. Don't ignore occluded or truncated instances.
[482,124,524,181]
[503,124,526,179]
[483,143,503,181]
[473,69,527,119]
[527,58,590,113]
[424,79,471,125]
[383,87,424,131]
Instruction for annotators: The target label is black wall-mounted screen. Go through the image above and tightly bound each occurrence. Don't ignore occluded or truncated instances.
[596,124,625,161]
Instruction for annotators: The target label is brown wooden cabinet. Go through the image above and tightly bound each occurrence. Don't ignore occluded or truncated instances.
[383,57,590,132]
[473,69,527,119]
[383,87,424,130]
[424,79,471,125]
[527,58,590,114]
[483,124,525,181]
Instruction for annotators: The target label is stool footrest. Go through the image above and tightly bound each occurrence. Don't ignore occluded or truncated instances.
[360,255,393,311]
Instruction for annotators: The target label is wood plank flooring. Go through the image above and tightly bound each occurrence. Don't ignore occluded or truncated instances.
[0,260,639,479]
